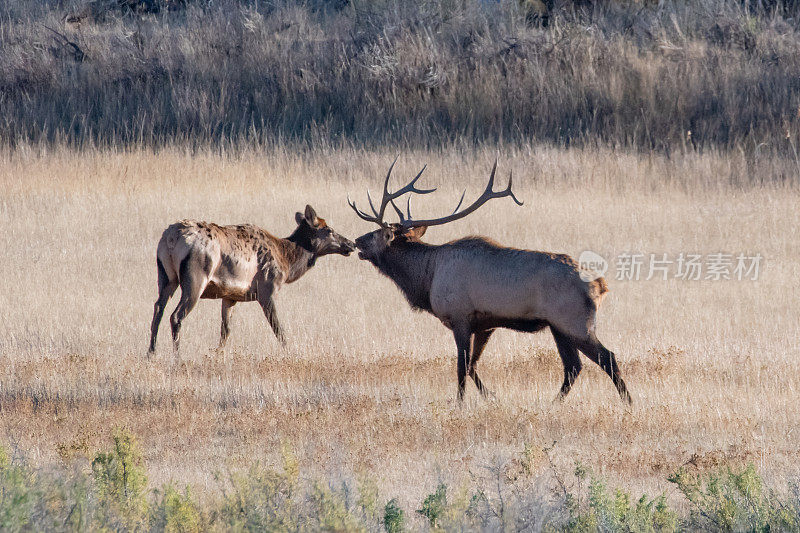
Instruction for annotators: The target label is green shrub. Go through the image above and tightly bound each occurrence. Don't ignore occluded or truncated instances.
[309,481,365,532]
[0,444,97,532]
[383,498,405,533]
[565,466,678,533]
[411,482,477,530]
[669,463,799,532]
[3,432,800,532]
[218,443,302,531]
[0,444,35,531]
[151,484,203,533]
[218,446,374,531]
[357,474,381,525]
[417,483,448,529]
[91,428,149,529]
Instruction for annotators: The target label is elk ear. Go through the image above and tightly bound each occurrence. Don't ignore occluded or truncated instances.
[402,226,427,240]
[304,205,320,226]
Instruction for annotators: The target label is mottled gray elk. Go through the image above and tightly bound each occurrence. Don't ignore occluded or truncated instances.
[148,205,355,355]
[349,161,631,404]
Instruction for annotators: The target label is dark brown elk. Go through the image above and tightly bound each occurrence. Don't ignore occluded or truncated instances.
[349,161,631,404]
[148,205,355,355]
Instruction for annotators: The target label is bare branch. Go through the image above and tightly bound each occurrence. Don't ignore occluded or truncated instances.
[44,25,87,62]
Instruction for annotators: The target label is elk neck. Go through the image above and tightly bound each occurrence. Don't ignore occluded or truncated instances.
[281,226,317,283]
[373,240,438,312]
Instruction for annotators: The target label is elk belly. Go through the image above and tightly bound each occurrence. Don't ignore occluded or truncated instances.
[202,264,258,301]
[200,281,223,299]
[467,280,542,319]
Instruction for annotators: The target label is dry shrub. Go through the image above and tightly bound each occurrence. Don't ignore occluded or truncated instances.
[1,0,800,153]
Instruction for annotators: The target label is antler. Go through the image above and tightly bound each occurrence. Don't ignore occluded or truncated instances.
[396,159,523,228]
[347,157,436,226]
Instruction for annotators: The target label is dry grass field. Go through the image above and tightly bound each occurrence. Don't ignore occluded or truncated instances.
[1,145,798,522]
[3,0,800,527]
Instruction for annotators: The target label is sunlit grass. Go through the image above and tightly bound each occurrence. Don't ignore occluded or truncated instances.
[0,145,798,508]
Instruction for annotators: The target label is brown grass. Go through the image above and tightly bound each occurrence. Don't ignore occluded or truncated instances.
[0,145,798,508]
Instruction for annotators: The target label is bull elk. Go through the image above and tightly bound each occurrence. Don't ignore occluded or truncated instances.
[148,205,355,355]
[349,160,631,404]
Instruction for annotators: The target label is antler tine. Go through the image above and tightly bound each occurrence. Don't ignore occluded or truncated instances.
[505,171,524,206]
[388,195,415,223]
[348,157,398,225]
[402,165,436,195]
[379,164,435,223]
[389,199,406,223]
[366,189,380,218]
[353,159,521,228]
[381,156,399,200]
[369,155,402,223]
[484,158,498,193]
[398,160,524,228]
[387,165,435,197]
[349,159,436,226]
[347,194,380,223]
[451,189,466,215]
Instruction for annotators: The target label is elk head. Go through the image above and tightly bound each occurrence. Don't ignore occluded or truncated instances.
[349,159,522,261]
[293,205,355,263]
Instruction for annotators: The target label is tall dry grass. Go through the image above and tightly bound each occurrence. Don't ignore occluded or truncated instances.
[2,0,800,154]
[0,145,798,512]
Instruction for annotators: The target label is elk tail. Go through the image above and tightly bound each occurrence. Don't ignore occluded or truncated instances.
[589,276,609,305]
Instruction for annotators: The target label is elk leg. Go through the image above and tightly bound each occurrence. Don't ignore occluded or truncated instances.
[551,329,582,401]
[470,329,494,397]
[453,324,471,401]
[258,293,286,346]
[575,334,632,405]
[148,259,178,355]
[170,271,207,355]
[218,298,237,349]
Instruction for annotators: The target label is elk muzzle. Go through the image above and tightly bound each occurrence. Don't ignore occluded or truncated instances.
[340,238,356,256]
[319,231,356,257]
[354,233,374,260]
